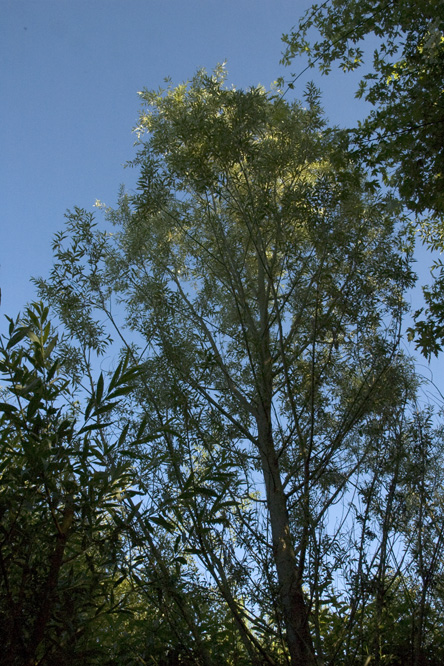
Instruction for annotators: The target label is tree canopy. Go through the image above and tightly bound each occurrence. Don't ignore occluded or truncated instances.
[281,0,444,221]
[25,67,444,665]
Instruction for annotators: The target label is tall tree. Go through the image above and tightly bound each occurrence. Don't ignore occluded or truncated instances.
[38,67,417,664]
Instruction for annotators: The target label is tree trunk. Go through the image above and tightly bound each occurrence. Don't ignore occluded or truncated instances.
[257,409,317,666]
[253,253,317,666]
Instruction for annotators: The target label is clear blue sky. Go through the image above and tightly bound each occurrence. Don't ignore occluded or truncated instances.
[1,0,437,392]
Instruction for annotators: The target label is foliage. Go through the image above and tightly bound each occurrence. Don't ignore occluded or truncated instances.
[281,0,444,356]
[281,0,444,220]
[33,67,440,665]
[408,257,444,358]
[0,302,139,665]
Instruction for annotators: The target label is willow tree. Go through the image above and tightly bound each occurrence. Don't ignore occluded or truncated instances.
[38,67,415,665]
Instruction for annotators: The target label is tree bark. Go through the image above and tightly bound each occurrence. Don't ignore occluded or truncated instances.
[257,408,317,666]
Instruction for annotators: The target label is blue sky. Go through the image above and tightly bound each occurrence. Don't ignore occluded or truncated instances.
[1,0,438,393]
[1,1,374,313]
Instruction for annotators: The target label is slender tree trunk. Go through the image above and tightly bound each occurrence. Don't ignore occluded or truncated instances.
[257,409,317,666]
[254,254,317,666]
[373,469,399,665]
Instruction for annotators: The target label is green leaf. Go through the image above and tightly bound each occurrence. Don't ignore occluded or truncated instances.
[77,421,112,435]
[0,402,18,414]
[150,515,176,531]
[27,330,41,345]
[96,372,104,404]
[7,327,30,350]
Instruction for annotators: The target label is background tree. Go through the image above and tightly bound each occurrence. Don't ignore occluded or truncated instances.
[36,67,422,665]
[280,0,444,357]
